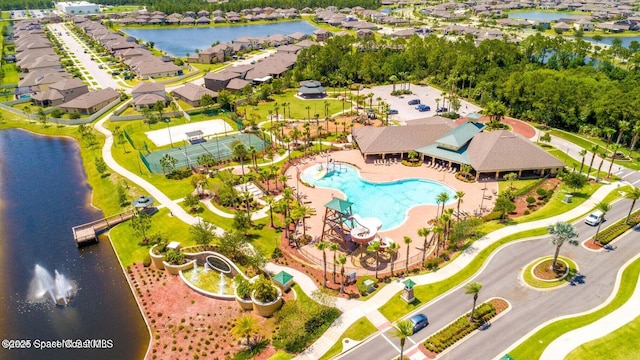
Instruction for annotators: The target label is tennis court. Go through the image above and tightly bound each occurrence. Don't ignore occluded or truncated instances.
[143,133,267,174]
[145,119,233,147]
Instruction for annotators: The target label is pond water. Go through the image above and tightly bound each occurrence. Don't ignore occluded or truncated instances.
[582,36,640,48]
[508,11,583,22]
[0,129,148,360]
[123,21,319,57]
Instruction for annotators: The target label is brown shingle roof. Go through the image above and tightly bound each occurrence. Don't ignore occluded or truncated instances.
[172,83,217,101]
[353,124,454,155]
[467,130,565,172]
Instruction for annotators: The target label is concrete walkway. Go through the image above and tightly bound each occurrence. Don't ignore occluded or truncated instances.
[288,183,621,360]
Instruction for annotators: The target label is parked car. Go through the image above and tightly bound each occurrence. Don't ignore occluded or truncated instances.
[387,109,399,115]
[585,210,604,226]
[436,106,448,112]
[408,99,420,105]
[416,104,431,112]
[409,313,429,333]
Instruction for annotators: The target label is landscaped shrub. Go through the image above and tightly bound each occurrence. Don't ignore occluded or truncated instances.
[165,250,186,265]
[424,303,497,353]
[536,188,548,198]
[234,275,251,299]
[526,196,536,207]
[482,211,503,222]
[424,258,440,270]
[143,254,151,267]
[167,168,192,180]
[597,210,640,245]
[252,275,278,303]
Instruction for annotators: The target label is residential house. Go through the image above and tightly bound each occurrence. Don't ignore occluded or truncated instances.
[32,78,89,107]
[131,82,167,110]
[204,70,241,91]
[313,29,331,42]
[59,88,120,115]
[172,83,218,107]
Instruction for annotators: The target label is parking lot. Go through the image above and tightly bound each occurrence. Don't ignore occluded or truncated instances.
[361,84,483,124]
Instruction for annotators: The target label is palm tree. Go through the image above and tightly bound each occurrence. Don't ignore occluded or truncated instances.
[316,240,329,287]
[292,204,316,237]
[232,142,248,177]
[595,151,608,182]
[436,191,450,218]
[367,240,382,279]
[547,221,579,270]
[454,191,465,219]
[607,144,620,178]
[587,145,599,177]
[465,282,483,322]
[389,75,398,93]
[263,195,275,228]
[625,187,640,224]
[387,241,400,277]
[432,225,443,258]
[337,254,347,293]
[593,201,612,243]
[231,314,261,350]
[330,242,340,283]
[418,227,431,266]
[403,236,412,273]
[391,319,414,360]
[566,143,582,171]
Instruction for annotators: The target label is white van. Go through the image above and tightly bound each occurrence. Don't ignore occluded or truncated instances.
[585,210,604,226]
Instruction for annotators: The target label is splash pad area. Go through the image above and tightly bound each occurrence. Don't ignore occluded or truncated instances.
[177,250,246,300]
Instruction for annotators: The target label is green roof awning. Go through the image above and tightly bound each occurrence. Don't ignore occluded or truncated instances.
[403,278,416,289]
[467,112,482,121]
[325,197,353,214]
[273,271,293,285]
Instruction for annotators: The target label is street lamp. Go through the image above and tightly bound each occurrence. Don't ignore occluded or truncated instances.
[479,187,487,214]
[295,166,300,201]
[164,118,173,148]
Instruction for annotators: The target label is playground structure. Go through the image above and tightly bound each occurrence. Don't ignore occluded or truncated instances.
[319,196,384,253]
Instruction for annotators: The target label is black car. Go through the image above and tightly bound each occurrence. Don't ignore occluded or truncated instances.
[408,99,420,105]
[437,107,448,112]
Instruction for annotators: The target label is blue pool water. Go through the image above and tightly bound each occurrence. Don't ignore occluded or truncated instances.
[301,163,456,231]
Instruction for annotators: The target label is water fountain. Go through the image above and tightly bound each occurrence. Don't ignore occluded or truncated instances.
[190,263,199,281]
[29,264,76,306]
[203,262,211,273]
[218,272,227,294]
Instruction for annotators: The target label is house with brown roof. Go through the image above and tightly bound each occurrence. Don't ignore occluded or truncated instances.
[204,70,242,91]
[31,78,88,107]
[172,83,218,107]
[313,29,331,42]
[192,43,233,64]
[353,120,564,180]
[59,88,120,115]
[131,82,167,110]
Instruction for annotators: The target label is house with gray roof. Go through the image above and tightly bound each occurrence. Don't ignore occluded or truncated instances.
[131,82,167,110]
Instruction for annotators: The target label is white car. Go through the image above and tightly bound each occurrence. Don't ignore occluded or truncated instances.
[585,210,604,226]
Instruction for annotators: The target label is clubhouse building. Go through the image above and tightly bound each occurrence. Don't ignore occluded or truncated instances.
[352,117,565,180]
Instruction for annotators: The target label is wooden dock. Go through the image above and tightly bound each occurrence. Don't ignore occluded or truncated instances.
[72,209,135,246]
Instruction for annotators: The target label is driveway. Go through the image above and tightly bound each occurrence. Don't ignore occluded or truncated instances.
[338,199,640,360]
[361,85,482,124]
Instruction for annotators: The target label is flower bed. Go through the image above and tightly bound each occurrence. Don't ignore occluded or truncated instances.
[596,210,640,245]
[423,300,503,354]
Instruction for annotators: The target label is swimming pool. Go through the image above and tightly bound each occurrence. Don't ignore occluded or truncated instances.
[301,163,457,231]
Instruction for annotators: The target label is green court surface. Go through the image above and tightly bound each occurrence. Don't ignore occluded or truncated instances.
[143,133,266,173]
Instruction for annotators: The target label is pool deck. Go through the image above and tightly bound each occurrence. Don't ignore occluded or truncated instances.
[286,149,497,269]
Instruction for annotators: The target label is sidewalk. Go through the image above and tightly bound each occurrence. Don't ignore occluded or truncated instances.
[288,183,620,360]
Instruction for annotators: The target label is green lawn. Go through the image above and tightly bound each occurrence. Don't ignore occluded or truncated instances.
[522,256,578,289]
[508,257,640,359]
[549,128,640,171]
[318,317,377,360]
[2,63,19,85]
[378,228,548,321]
[237,90,348,122]
[566,315,640,360]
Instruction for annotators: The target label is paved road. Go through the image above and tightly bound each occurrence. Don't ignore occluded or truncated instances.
[48,23,123,91]
[549,135,640,186]
[338,199,639,360]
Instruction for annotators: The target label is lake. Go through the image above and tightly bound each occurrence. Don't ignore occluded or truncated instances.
[508,11,583,22]
[123,21,319,57]
[0,129,148,360]
[583,36,640,48]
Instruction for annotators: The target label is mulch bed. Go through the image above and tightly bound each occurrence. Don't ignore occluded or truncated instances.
[533,259,567,280]
[127,262,290,360]
[584,240,603,250]
[510,178,560,218]
[421,298,509,359]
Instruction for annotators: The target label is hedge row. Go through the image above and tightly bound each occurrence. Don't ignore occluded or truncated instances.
[597,209,640,245]
[424,303,496,354]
